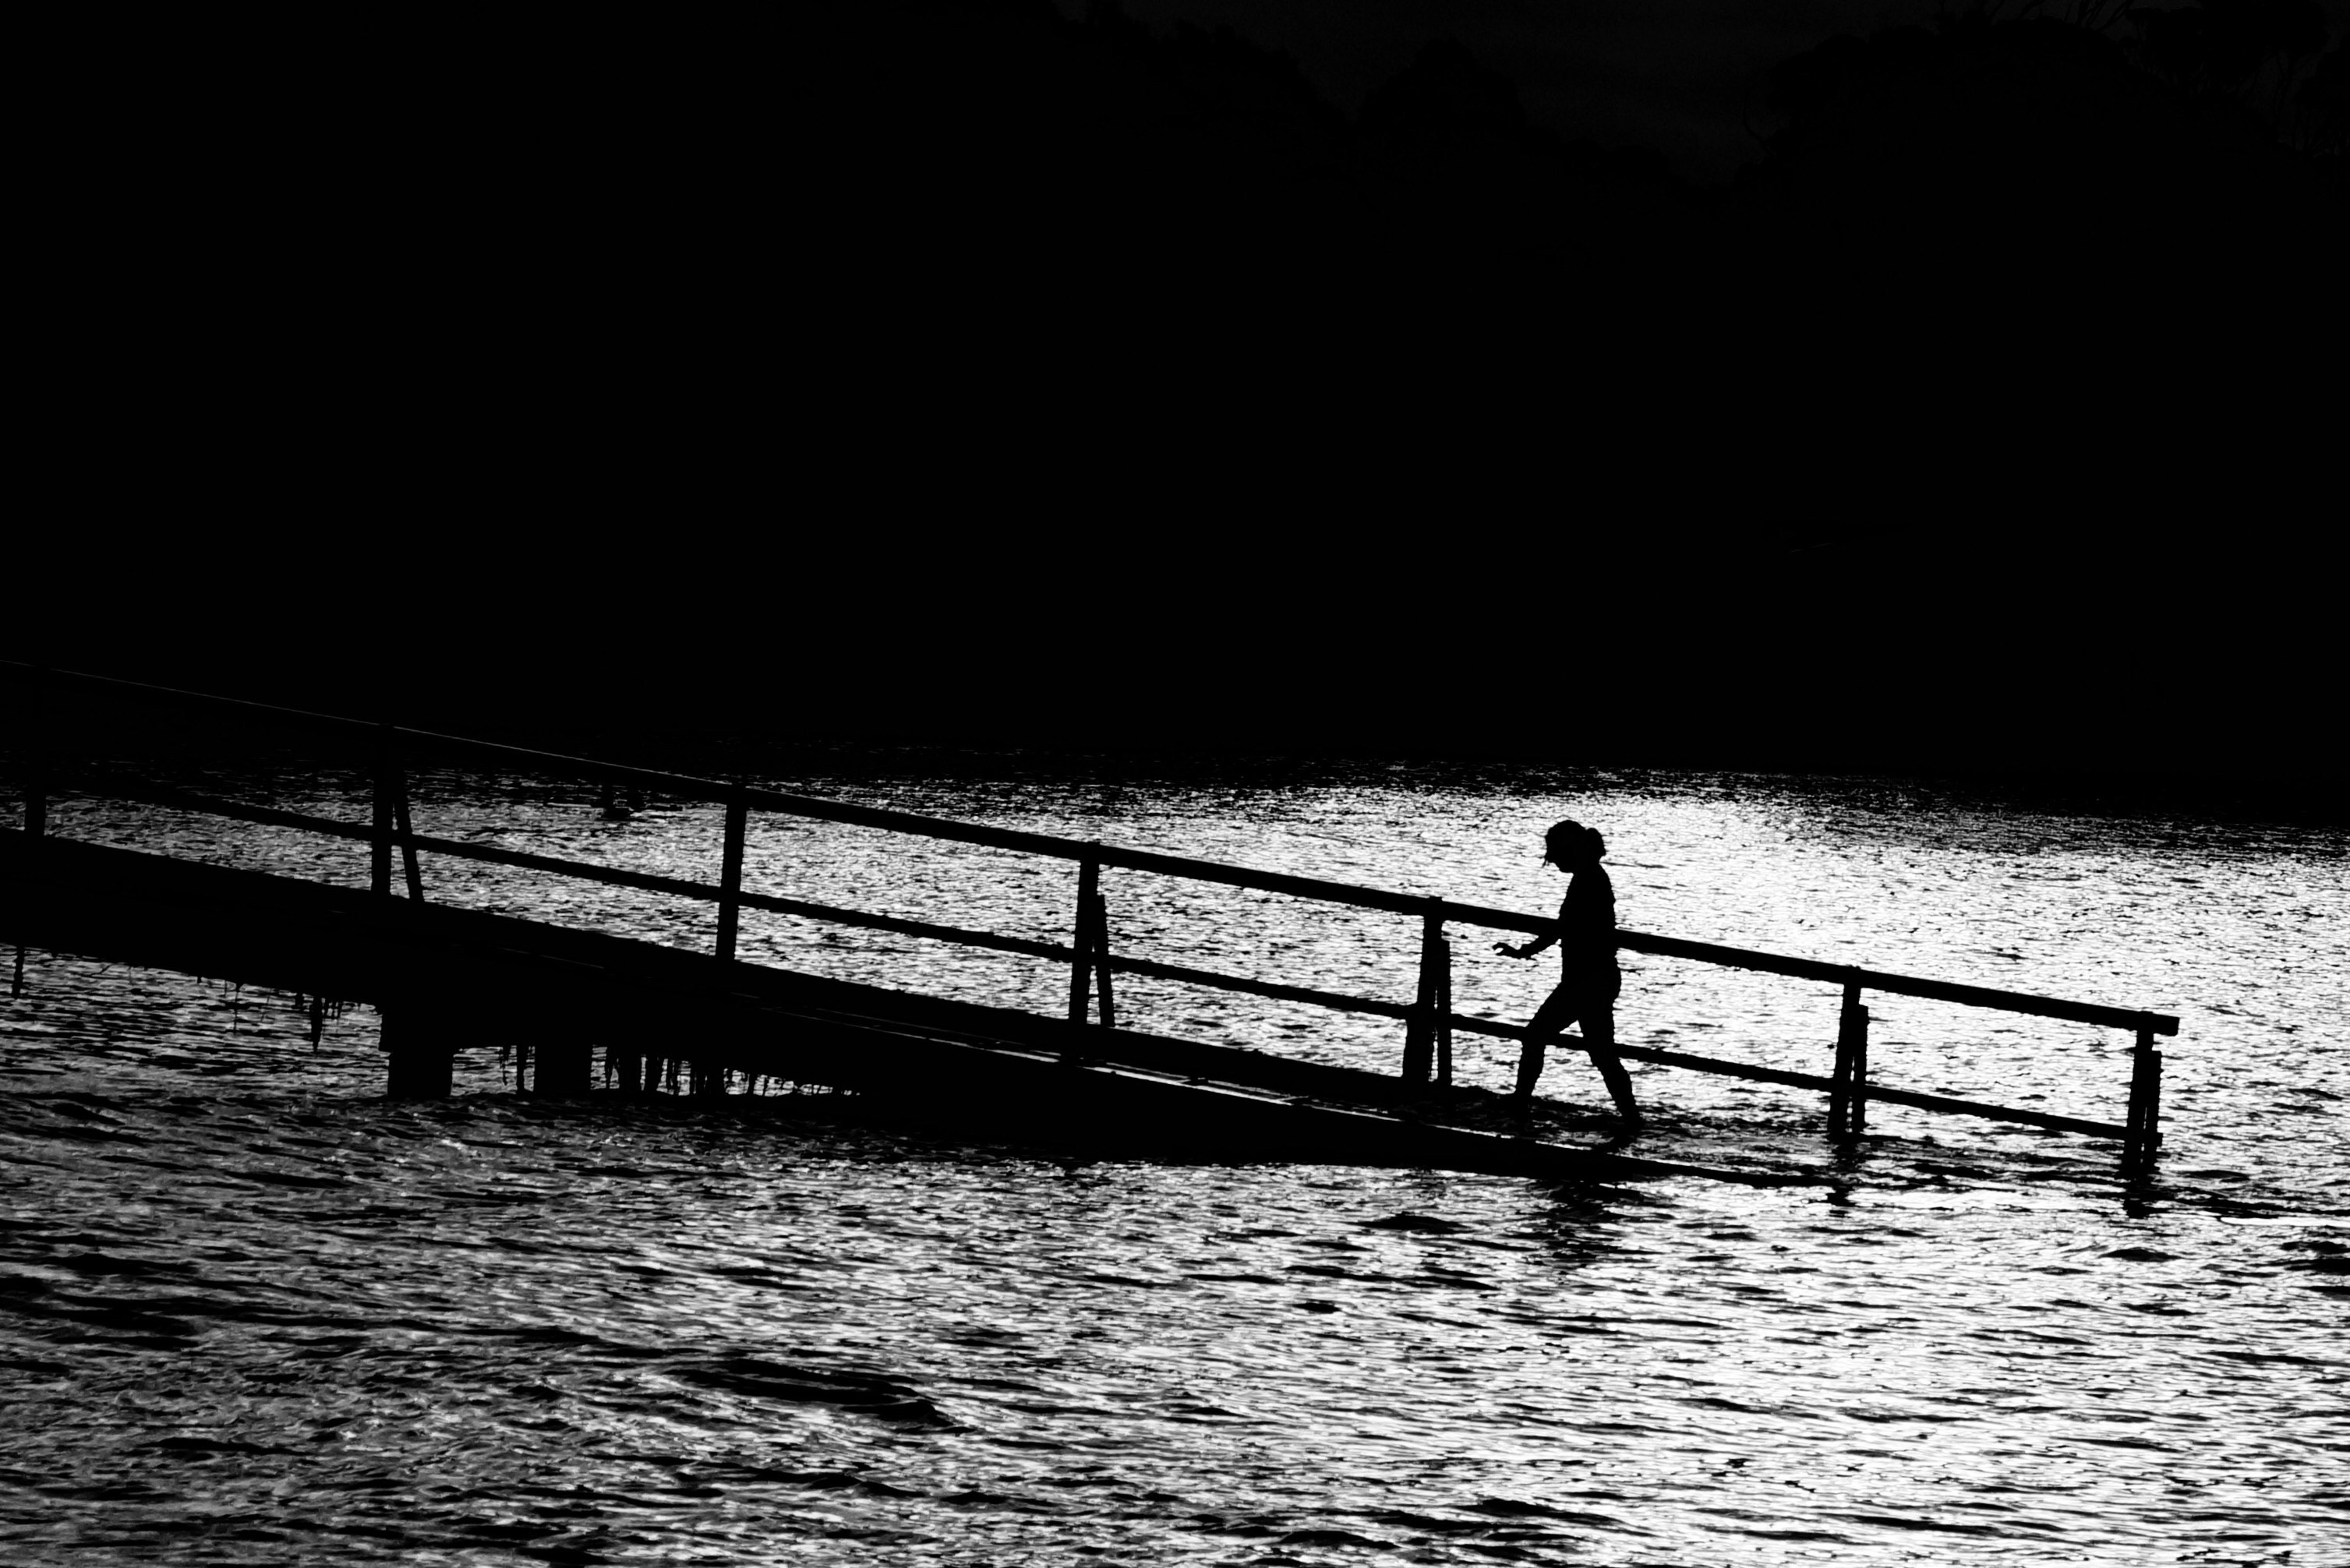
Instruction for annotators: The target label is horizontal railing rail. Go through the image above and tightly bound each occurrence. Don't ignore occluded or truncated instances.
[30,760,2182,1040]
[37,771,1077,967]
[1,662,2179,1038]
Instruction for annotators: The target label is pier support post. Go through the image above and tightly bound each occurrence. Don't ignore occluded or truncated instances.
[1829,982,1870,1138]
[2123,1023,2164,1176]
[716,786,747,962]
[382,1008,454,1098]
[610,1047,643,1094]
[535,1040,594,1097]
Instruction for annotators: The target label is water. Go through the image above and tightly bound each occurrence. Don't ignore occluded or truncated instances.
[4,754,2345,1565]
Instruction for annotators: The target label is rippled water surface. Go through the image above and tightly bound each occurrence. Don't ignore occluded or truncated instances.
[3,754,2345,1564]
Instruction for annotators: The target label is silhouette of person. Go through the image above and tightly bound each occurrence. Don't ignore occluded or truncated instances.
[1494,821,1641,1122]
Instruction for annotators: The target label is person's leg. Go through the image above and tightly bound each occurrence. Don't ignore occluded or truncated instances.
[1518,987,1577,1100]
[1581,1002,1641,1121]
[1514,1037,1549,1100]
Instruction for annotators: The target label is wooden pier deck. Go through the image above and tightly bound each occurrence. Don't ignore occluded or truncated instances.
[2,663,2179,1184]
[0,830,1747,1185]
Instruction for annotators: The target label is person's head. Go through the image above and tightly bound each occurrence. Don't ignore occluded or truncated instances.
[1542,820,1603,871]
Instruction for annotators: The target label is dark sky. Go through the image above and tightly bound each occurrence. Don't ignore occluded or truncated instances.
[13,7,2338,795]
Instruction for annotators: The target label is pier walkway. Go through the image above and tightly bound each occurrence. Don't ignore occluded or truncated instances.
[2,665,2178,1183]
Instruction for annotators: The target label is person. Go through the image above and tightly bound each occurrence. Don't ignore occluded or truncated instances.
[1493,820,1641,1122]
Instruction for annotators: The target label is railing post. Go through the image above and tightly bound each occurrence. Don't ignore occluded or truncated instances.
[1850,993,1870,1135]
[1829,980,1851,1133]
[1089,884,1116,1029]
[716,785,747,962]
[1067,849,1101,1027]
[392,746,424,902]
[1433,915,1453,1090]
[371,724,395,899]
[1831,980,1870,1138]
[1402,906,1449,1088]
[2124,1022,2164,1176]
[1403,910,1442,1085]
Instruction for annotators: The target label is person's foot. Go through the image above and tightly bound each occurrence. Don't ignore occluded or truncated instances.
[1599,1112,1642,1142]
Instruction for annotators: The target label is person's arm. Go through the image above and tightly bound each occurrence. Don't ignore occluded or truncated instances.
[1495,895,1567,959]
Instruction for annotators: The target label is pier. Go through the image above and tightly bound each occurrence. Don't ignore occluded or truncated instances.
[2,664,2176,1181]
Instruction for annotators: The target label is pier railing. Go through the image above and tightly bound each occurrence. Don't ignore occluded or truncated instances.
[2,662,2176,1171]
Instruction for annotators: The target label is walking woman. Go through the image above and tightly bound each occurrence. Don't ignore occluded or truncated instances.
[1495,820,1641,1122]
